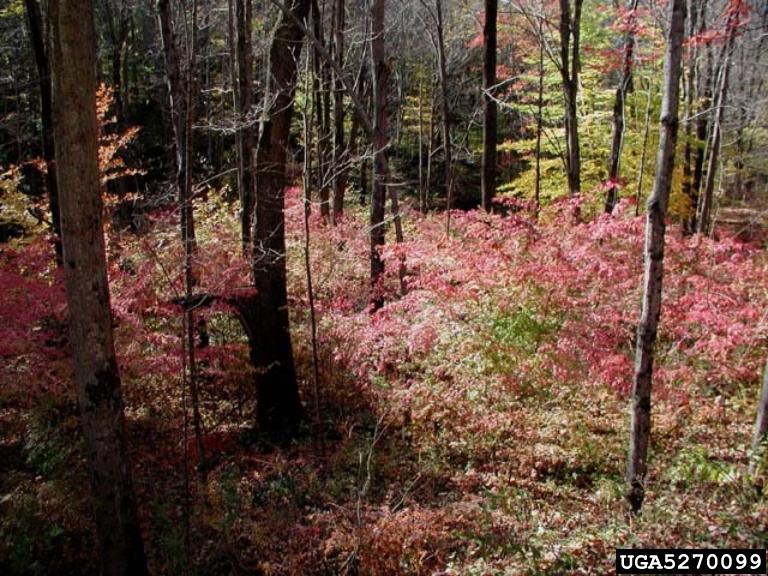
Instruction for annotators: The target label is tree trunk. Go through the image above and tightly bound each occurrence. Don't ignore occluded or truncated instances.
[418,77,426,212]
[635,74,654,214]
[184,0,206,477]
[682,0,698,232]
[236,0,255,252]
[691,1,710,217]
[331,0,346,222]
[559,0,583,197]
[100,0,128,125]
[627,0,686,514]
[157,0,194,247]
[535,10,544,212]
[481,0,497,212]
[697,21,736,235]
[346,61,367,206]
[604,0,639,214]
[311,0,331,222]
[369,0,389,306]
[301,51,323,447]
[24,0,62,264]
[426,82,436,210]
[750,359,768,476]
[434,0,453,227]
[51,0,149,572]
[250,0,309,437]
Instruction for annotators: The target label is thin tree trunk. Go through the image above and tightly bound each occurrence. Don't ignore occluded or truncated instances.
[158,0,194,247]
[301,49,323,452]
[682,0,698,232]
[24,0,62,263]
[698,22,736,235]
[418,76,426,212]
[236,0,255,252]
[426,81,436,211]
[535,10,544,212]
[347,60,367,206]
[250,0,309,437]
[331,0,346,222]
[559,0,583,196]
[370,0,388,306]
[627,0,686,514]
[311,0,331,222]
[691,1,710,214]
[434,0,453,229]
[183,0,206,478]
[635,74,654,215]
[605,0,639,214]
[51,0,149,571]
[228,0,243,200]
[481,0,497,212]
[159,0,206,476]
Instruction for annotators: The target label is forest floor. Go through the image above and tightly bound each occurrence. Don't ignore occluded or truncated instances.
[1,188,768,575]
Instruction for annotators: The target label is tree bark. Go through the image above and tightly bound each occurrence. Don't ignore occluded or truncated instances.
[369,0,388,306]
[24,0,62,264]
[101,0,128,125]
[559,0,583,197]
[331,0,346,222]
[535,10,544,212]
[682,0,699,232]
[236,0,255,252]
[481,0,497,212]
[697,19,737,235]
[157,0,195,248]
[691,1,710,218]
[604,0,639,214]
[627,0,686,514]
[635,74,654,214]
[250,0,309,437]
[418,76,427,212]
[311,0,331,222]
[434,0,453,227]
[51,0,149,571]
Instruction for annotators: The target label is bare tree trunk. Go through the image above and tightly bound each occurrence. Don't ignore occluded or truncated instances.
[418,77,427,212]
[184,0,206,477]
[236,0,255,252]
[559,0,583,197]
[311,0,331,222]
[250,0,309,437]
[627,0,686,514]
[370,0,389,307]
[682,0,698,232]
[691,1,710,216]
[228,0,242,194]
[158,0,194,248]
[331,0,346,222]
[51,0,149,571]
[347,60,367,206]
[698,22,736,235]
[535,9,544,212]
[481,0,497,212]
[301,48,324,451]
[635,74,654,215]
[426,81,436,210]
[604,0,639,214]
[101,0,128,125]
[750,359,768,476]
[24,0,62,264]
[434,0,453,228]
